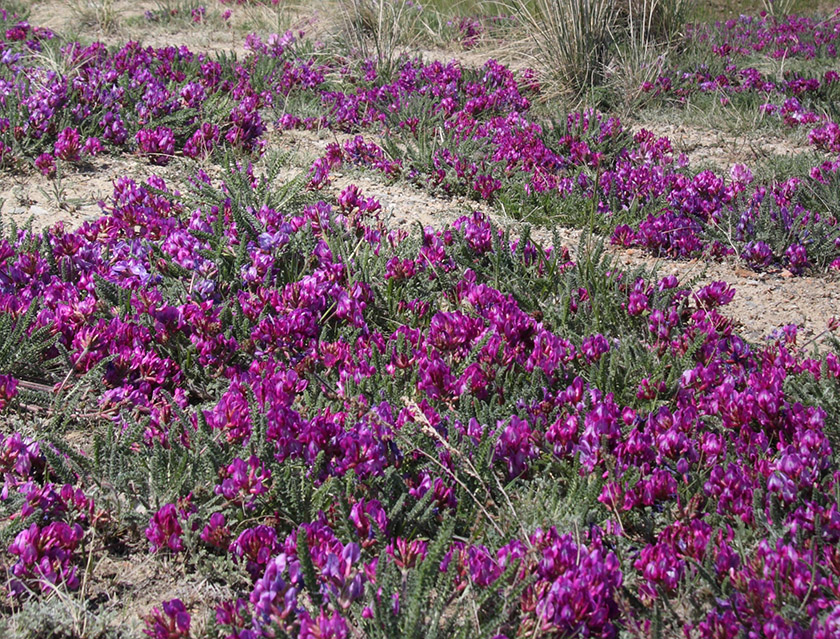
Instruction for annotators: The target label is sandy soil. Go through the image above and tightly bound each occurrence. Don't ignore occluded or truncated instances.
[638,121,815,173]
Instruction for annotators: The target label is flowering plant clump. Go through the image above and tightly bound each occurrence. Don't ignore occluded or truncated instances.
[0,20,321,165]
[53,127,82,162]
[7,522,84,596]
[146,496,197,553]
[143,599,191,639]
[136,127,176,166]
[0,5,840,638]
[0,153,835,636]
[0,8,839,271]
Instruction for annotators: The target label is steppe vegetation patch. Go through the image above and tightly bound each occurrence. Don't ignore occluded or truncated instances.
[1,1,840,637]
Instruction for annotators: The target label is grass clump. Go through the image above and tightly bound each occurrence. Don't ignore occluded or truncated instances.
[511,0,614,101]
[66,0,120,34]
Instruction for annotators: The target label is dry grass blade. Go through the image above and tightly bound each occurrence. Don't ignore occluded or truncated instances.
[508,0,615,102]
[335,0,424,72]
[761,0,796,18]
[238,0,310,36]
[633,0,688,45]
[65,0,120,34]
[606,0,672,115]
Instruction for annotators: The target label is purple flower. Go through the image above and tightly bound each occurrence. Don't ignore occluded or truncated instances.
[298,610,348,639]
[83,136,104,156]
[386,537,428,569]
[35,152,56,177]
[785,243,808,273]
[741,240,773,267]
[146,503,185,553]
[214,455,272,508]
[226,97,266,153]
[581,334,610,362]
[0,374,18,410]
[526,528,622,637]
[8,522,84,596]
[348,498,388,547]
[231,525,280,580]
[200,512,231,551]
[694,281,735,309]
[136,127,176,165]
[179,83,206,109]
[251,553,301,629]
[54,127,82,162]
[143,599,191,639]
[729,163,754,185]
[100,111,128,146]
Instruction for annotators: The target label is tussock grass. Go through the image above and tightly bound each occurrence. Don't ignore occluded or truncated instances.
[336,0,426,70]
[66,0,120,34]
[606,0,673,115]
[509,0,614,101]
[506,0,688,105]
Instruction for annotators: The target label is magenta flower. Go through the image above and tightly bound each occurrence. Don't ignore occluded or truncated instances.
[251,553,301,629]
[8,522,84,596]
[100,111,128,146]
[231,525,280,579]
[214,455,271,508]
[34,152,56,177]
[694,281,735,309]
[83,136,104,156]
[200,512,231,551]
[143,599,191,639]
[298,610,349,639]
[136,127,176,166]
[0,374,18,410]
[146,503,185,553]
[54,127,82,162]
[785,243,809,273]
[742,240,773,267]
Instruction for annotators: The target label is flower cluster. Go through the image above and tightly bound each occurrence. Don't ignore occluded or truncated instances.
[136,127,176,166]
[3,8,840,271]
[146,497,196,553]
[1,7,840,638]
[0,152,835,635]
[0,23,321,168]
[7,522,84,596]
[215,455,272,508]
[143,599,191,639]
[289,51,840,271]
